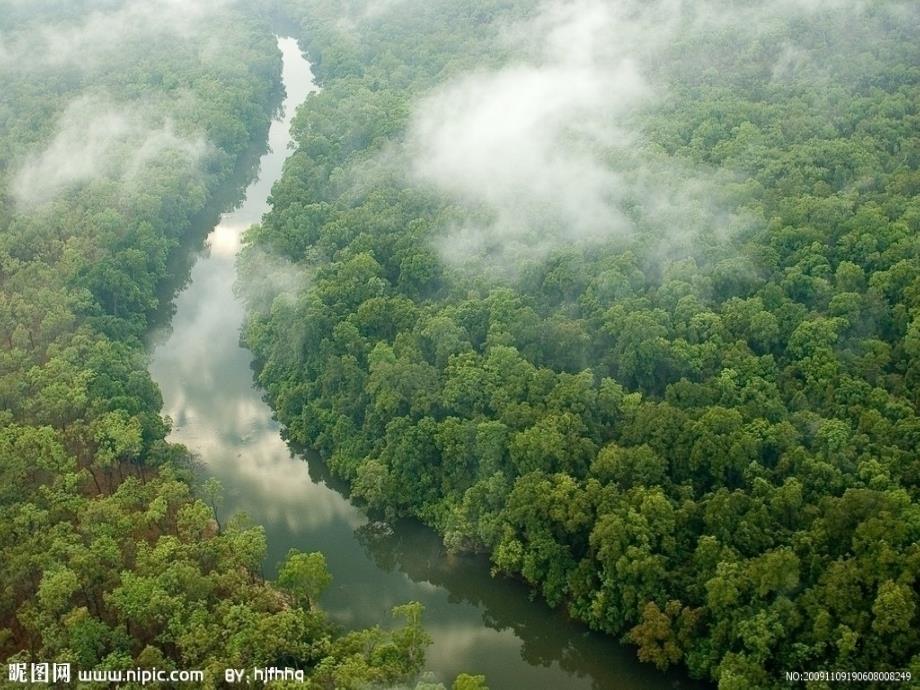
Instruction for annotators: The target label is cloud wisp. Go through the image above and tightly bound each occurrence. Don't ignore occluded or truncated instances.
[402,0,907,271]
[0,0,231,73]
[12,94,208,207]
[408,0,654,266]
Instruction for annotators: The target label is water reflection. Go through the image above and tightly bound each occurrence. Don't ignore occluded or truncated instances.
[148,36,706,690]
[150,37,354,538]
[353,517,705,690]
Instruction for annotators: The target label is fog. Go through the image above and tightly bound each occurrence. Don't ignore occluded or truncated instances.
[236,244,311,315]
[409,0,650,265]
[361,0,410,19]
[12,95,208,206]
[401,0,912,270]
[1,0,243,207]
[0,0,231,72]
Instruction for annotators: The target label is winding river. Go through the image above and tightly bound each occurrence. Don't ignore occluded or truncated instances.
[149,37,702,690]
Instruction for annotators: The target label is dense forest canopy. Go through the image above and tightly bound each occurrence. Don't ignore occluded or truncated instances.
[242,0,920,687]
[0,1,483,687]
[2,0,918,687]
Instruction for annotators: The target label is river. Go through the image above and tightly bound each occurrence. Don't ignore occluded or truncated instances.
[148,36,702,690]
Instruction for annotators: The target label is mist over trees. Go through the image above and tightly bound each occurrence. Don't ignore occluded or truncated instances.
[2,0,918,687]
[242,0,920,687]
[0,2,470,687]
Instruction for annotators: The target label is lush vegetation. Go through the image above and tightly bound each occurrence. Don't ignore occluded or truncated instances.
[244,1,920,687]
[0,2,476,687]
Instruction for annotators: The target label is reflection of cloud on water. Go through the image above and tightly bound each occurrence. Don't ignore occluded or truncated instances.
[424,623,520,669]
[208,223,245,256]
[172,395,268,441]
[147,33,697,690]
[407,579,440,594]
[147,34,356,541]
[151,232,362,534]
[324,584,409,627]
[167,393,365,534]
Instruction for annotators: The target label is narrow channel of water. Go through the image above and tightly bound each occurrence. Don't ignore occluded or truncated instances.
[148,37,702,690]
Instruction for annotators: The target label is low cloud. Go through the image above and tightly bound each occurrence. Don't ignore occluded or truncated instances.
[0,0,231,72]
[361,0,411,19]
[236,243,310,316]
[405,0,685,268]
[403,0,907,270]
[411,52,648,251]
[12,95,208,206]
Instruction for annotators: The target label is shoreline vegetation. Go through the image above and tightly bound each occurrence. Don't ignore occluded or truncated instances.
[0,3,482,688]
[243,1,920,687]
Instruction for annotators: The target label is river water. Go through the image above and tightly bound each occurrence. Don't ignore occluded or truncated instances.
[149,37,702,690]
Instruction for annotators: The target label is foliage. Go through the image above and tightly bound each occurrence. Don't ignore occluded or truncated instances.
[243,0,920,687]
[0,2,461,687]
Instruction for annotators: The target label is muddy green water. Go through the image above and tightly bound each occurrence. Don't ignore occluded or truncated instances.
[149,36,703,690]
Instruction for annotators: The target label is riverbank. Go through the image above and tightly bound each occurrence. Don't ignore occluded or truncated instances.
[149,34,702,690]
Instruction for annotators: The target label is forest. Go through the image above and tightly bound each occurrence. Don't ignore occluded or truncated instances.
[240,0,920,687]
[1,0,918,688]
[0,1,482,688]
